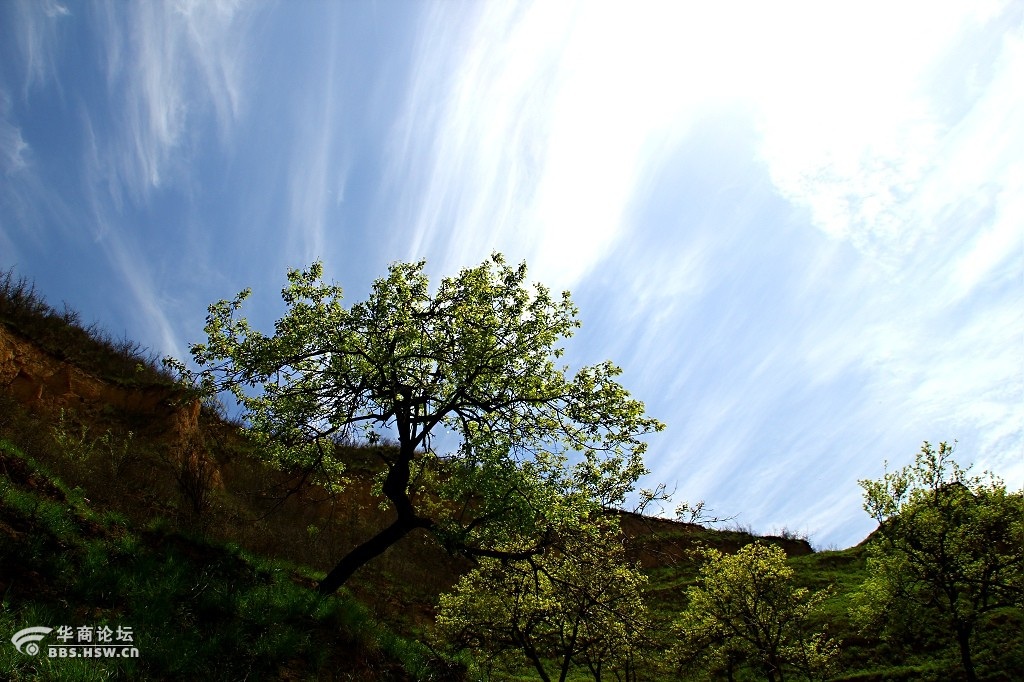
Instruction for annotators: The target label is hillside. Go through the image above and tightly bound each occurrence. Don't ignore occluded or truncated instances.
[1,270,1021,681]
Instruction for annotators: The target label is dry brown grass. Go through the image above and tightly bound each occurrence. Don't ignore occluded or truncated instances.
[0,268,175,387]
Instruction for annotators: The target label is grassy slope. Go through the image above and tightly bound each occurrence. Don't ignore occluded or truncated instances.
[0,269,458,680]
[791,549,1024,682]
[2,268,1022,681]
[0,438,452,681]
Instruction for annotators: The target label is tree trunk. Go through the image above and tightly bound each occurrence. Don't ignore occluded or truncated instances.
[317,515,421,595]
[317,439,427,596]
[955,622,977,682]
[558,617,580,682]
[524,643,552,682]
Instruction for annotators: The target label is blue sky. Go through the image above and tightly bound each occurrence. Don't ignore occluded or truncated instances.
[2,0,1021,549]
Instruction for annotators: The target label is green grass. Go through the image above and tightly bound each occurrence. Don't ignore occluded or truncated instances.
[1,439,453,681]
[5,419,1022,681]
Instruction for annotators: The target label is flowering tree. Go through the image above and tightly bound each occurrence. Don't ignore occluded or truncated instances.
[858,441,1024,682]
[171,254,662,595]
[437,518,650,682]
[675,543,838,682]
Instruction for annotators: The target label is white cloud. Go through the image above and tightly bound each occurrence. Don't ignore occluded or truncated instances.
[96,0,251,203]
[9,0,70,96]
[5,0,1017,551]
[76,112,184,360]
[0,89,75,251]
[282,19,346,267]
[391,2,725,288]
[754,2,1020,268]
[951,172,1022,296]
[751,3,1024,487]
[0,112,29,175]
[617,2,1023,542]
[103,232,186,361]
[392,1,1018,289]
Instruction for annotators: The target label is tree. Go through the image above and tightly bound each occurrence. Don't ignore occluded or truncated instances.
[170,254,663,595]
[674,543,838,682]
[857,441,1024,682]
[436,516,650,682]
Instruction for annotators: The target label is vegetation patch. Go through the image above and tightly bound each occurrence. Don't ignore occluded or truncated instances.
[2,264,1021,681]
[0,439,439,681]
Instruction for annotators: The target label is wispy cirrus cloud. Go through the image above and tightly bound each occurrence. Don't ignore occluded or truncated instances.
[0,91,29,175]
[750,3,1024,477]
[8,0,70,97]
[0,90,28,263]
[385,1,1022,548]
[75,111,184,361]
[99,226,188,362]
[0,86,79,255]
[9,0,261,360]
[390,2,721,289]
[282,18,346,267]
[0,0,1017,551]
[93,0,252,205]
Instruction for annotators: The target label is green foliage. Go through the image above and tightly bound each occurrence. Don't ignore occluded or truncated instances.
[674,543,839,682]
[50,409,137,476]
[170,254,664,591]
[19,267,1024,680]
[436,517,650,682]
[856,441,1024,682]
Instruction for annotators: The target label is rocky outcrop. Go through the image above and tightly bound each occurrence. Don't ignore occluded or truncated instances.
[0,325,168,414]
[0,323,219,488]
